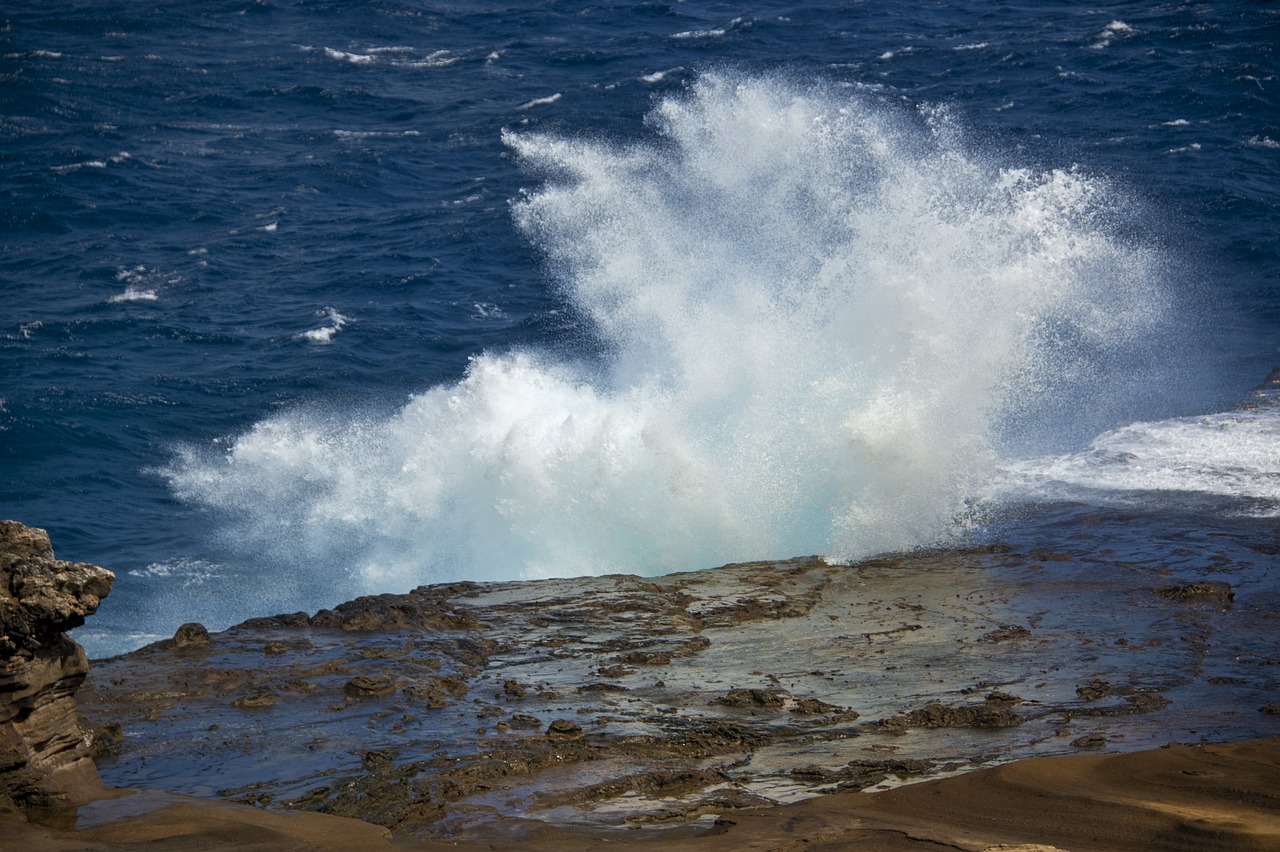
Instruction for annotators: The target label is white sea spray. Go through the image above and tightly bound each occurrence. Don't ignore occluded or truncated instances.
[165,73,1169,592]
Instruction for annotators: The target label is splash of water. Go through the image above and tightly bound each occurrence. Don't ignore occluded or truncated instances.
[993,410,1280,517]
[166,73,1166,592]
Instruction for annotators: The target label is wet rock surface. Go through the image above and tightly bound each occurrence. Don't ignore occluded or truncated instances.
[75,511,1280,844]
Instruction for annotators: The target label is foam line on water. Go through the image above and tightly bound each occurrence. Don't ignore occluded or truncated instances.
[165,72,1170,595]
[993,410,1280,516]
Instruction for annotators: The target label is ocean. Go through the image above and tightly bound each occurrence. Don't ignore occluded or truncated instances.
[2,0,1276,659]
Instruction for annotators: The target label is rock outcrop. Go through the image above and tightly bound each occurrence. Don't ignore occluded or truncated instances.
[0,521,113,814]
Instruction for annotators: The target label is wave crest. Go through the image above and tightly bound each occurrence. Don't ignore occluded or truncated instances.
[166,73,1168,592]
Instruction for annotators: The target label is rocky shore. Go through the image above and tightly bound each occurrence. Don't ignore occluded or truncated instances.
[3,518,1279,850]
[0,520,114,814]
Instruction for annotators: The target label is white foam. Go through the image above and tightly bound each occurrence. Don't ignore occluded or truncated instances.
[71,628,169,658]
[673,28,725,39]
[993,411,1280,516]
[307,44,456,68]
[256,207,284,223]
[168,72,1170,593]
[333,129,423,138]
[323,47,375,64]
[1091,20,1134,49]
[518,93,562,110]
[641,68,682,84]
[128,559,224,584]
[51,160,107,173]
[51,151,130,174]
[109,265,170,302]
[108,286,158,303]
[446,192,483,206]
[297,307,350,343]
[394,50,457,69]
[672,17,746,39]
[1248,135,1280,149]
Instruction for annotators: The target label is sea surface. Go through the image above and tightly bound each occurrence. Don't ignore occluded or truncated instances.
[2,1,1277,658]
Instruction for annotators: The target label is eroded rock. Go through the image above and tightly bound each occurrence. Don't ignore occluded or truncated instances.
[1157,582,1234,608]
[546,719,583,739]
[0,521,114,813]
[171,622,211,651]
[344,676,399,697]
[711,687,789,709]
[871,699,1025,732]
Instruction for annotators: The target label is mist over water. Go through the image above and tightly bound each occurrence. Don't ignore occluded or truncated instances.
[166,74,1172,592]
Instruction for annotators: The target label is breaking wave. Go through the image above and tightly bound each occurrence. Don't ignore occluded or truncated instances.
[165,73,1171,592]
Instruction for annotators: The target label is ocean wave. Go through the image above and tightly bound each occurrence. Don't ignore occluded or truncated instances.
[297,307,350,344]
[167,72,1171,592]
[518,93,562,110]
[993,410,1280,517]
[108,264,175,303]
[107,286,158,303]
[1091,20,1134,50]
[302,44,458,69]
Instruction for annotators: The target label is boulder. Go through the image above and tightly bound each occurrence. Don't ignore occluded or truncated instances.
[0,521,114,814]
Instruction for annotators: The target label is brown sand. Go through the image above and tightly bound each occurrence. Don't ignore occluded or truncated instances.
[11,735,1279,851]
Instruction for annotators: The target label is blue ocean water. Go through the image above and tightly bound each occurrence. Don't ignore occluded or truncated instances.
[2,1,1277,657]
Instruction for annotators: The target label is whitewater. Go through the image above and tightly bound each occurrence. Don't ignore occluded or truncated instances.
[165,75,1183,593]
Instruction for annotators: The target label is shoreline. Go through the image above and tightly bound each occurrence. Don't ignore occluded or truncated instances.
[76,518,1280,847]
[12,735,1280,850]
[5,518,1280,849]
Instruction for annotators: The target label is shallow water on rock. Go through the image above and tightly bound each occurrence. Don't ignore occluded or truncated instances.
[78,504,1280,840]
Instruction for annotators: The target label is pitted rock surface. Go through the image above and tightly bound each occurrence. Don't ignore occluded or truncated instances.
[0,521,114,812]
